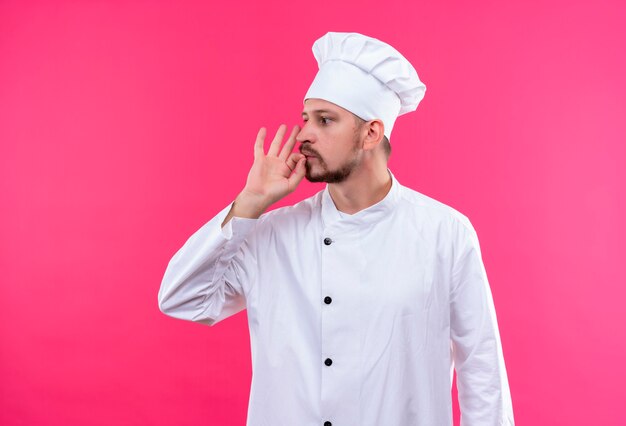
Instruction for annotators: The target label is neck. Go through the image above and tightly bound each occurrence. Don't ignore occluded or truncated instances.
[327,162,392,215]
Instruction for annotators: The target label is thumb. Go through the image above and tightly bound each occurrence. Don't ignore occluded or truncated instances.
[288,157,306,191]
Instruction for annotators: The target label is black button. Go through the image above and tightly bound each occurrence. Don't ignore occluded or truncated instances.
[324,422,332,426]
[324,358,333,366]
[324,296,332,304]
[323,237,332,245]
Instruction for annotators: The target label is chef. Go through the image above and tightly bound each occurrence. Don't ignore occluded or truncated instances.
[158,31,515,426]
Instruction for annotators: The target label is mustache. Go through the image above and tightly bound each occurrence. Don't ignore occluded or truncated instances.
[299,145,320,158]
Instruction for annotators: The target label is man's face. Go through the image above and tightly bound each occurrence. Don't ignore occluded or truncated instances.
[296,98,364,183]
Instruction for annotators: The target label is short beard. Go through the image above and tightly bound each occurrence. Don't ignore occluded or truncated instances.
[304,131,362,183]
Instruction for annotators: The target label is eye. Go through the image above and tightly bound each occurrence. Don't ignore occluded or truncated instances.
[319,116,332,125]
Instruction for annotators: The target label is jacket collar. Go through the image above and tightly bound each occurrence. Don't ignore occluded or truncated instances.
[320,168,401,229]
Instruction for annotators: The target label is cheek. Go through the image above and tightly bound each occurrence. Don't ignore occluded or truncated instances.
[323,143,352,166]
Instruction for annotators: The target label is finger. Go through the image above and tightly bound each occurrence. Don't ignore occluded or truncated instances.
[254,127,266,159]
[286,152,304,172]
[278,125,301,161]
[288,157,306,192]
[267,124,287,157]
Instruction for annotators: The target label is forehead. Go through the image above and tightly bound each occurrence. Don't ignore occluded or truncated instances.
[302,98,348,115]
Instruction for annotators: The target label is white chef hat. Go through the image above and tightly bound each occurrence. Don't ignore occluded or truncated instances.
[303,31,426,141]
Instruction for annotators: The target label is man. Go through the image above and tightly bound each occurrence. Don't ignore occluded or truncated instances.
[158,32,515,426]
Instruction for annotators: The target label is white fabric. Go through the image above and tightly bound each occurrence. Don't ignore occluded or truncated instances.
[304,32,427,140]
[336,209,351,219]
[158,170,515,426]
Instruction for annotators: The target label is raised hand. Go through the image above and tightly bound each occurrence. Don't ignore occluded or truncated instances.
[223,124,305,225]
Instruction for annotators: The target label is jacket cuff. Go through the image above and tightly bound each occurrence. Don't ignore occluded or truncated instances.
[219,202,259,241]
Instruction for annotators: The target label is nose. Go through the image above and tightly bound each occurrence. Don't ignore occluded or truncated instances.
[296,120,314,144]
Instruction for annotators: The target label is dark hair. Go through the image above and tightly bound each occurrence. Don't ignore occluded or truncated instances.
[353,115,391,158]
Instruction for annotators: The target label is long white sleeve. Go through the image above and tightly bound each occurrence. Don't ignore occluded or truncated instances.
[158,202,258,326]
[450,217,515,425]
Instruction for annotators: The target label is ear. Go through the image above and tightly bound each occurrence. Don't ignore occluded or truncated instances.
[362,119,385,152]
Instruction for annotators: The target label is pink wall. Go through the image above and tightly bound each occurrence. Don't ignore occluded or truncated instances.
[1,1,625,425]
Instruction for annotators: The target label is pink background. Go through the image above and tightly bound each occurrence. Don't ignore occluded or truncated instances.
[1,1,625,425]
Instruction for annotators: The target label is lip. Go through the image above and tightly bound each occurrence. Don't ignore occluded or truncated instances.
[301,150,318,159]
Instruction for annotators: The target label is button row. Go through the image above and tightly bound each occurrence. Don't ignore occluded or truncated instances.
[322,237,334,426]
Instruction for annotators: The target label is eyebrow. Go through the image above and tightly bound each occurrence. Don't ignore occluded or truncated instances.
[301,109,337,117]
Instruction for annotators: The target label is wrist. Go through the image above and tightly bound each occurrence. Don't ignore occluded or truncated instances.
[233,190,271,219]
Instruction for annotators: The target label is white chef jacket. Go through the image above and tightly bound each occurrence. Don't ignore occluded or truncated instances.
[158,170,515,426]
